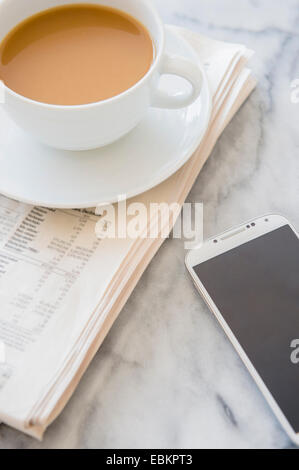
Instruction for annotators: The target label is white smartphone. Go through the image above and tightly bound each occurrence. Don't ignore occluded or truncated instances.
[186,214,299,446]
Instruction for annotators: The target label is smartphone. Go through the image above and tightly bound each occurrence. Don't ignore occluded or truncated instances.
[186,214,299,446]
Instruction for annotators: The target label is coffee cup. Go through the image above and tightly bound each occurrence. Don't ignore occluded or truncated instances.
[0,0,203,150]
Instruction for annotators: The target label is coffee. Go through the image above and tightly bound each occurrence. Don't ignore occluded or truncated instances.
[0,4,154,105]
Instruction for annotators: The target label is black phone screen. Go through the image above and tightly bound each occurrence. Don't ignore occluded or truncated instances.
[194,224,299,433]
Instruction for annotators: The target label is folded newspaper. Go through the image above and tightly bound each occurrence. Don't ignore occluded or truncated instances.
[0,26,256,438]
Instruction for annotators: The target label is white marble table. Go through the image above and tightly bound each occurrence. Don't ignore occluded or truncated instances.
[1,0,299,449]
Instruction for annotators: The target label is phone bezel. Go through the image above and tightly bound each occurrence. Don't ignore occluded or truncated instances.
[185,214,299,447]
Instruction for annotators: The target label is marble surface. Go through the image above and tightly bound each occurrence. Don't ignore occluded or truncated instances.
[1,0,299,449]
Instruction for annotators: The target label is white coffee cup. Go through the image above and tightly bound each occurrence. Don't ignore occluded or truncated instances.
[0,0,203,151]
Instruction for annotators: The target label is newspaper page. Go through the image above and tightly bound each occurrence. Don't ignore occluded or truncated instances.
[0,198,138,429]
[0,27,255,436]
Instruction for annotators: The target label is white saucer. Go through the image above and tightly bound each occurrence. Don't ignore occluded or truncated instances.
[0,26,211,209]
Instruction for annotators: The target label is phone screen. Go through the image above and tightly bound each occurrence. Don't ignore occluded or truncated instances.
[193,224,299,433]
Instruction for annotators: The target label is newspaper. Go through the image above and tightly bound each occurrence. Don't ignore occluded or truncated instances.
[0,26,256,438]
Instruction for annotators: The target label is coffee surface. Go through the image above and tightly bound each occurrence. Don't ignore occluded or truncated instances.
[0,4,153,105]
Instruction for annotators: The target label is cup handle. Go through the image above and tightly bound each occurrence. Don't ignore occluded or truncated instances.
[151,54,203,109]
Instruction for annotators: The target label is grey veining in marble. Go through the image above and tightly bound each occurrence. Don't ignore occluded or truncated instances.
[1,0,299,449]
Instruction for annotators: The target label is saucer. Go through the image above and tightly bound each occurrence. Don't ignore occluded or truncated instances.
[0,26,211,209]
